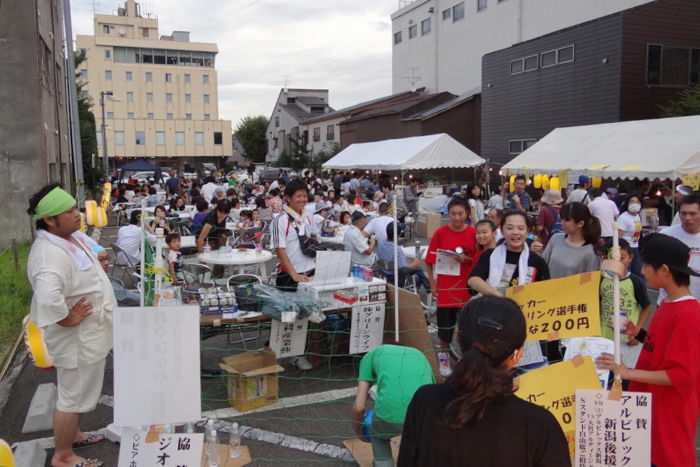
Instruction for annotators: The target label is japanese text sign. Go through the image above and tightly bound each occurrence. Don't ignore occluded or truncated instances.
[270,318,309,358]
[117,429,203,467]
[516,357,601,453]
[507,272,601,341]
[350,303,385,354]
[575,389,651,467]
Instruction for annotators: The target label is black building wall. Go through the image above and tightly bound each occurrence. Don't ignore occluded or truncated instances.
[481,14,624,165]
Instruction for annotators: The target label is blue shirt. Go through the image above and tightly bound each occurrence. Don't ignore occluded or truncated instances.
[377,240,408,268]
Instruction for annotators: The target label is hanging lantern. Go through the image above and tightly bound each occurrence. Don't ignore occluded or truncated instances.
[542,175,550,190]
[533,174,543,189]
[0,440,15,467]
[85,200,98,226]
[95,206,109,228]
[549,176,561,191]
[101,182,112,209]
[509,175,516,193]
[79,212,87,233]
[25,320,53,369]
[591,176,603,189]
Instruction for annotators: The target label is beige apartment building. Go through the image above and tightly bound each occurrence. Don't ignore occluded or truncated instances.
[76,0,232,168]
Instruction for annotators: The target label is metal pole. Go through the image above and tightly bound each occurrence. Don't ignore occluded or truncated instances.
[393,196,400,343]
[140,198,147,307]
[61,0,86,204]
[100,92,110,177]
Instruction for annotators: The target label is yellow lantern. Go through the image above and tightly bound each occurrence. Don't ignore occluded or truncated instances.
[85,200,98,226]
[79,212,87,233]
[591,176,602,189]
[509,175,516,193]
[542,175,550,190]
[101,183,112,209]
[549,176,561,191]
[25,320,53,369]
[95,206,109,228]
[533,174,543,189]
[0,439,15,467]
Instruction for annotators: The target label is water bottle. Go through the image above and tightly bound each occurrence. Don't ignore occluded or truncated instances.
[205,420,219,467]
[229,422,241,459]
[203,239,212,253]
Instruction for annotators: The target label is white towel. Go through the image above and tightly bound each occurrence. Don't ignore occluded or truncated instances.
[36,230,98,271]
[487,243,531,288]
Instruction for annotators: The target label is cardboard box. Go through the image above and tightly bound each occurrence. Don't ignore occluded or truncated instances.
[415,212,442,239]
[219,350,284,412]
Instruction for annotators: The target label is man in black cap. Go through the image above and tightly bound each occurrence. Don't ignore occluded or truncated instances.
[344,210,376,266]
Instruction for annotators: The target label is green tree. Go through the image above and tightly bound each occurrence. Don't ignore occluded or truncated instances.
[660,85,700,117]
[275,133,311,171]
[74,50,101,190]
[311,142,341,171]
[235,115,268,163]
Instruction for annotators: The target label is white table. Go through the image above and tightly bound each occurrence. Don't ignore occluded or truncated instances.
[180,235,196,249]
[197,249,273,279]
[402,245,427,260]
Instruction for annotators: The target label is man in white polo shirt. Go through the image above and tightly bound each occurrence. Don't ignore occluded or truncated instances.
[661,194,700,300]
[589,188,619,243]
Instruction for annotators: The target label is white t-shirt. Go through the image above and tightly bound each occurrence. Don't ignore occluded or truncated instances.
[201,182,218,203]
[567,188,591,205]
[116,224,142,265]
[364,215,393,244]
[469,199,485,221]
[617,211,642,248]
[589,195,619,237]
[660,224,700,300]
[344,226,375,266]
[271,211,316,274]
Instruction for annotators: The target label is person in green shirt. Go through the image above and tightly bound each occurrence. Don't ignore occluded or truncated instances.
[352,344,434,467]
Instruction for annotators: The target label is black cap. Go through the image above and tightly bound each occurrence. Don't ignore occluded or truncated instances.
[351,210,367,223]
[458,296,526,364]
[640,233,700,277]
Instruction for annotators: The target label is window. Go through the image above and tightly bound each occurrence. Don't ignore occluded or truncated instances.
[204,113,211,120]
[145,71,152,82]
[394,31,402,45]
[557,45,575,64]
[541,50,557,68]
[214,132,223,145]
[185,73,191,84]
[195,131,204,146]
[166,93,173,103]
[327,125,335,141]
[147,112,154,119]
[105,70,112,80]
[165,72,173,83]
[154,49,166,65]
[313,127,321,142]
[135,131,145,145]
[409,25,418,39]
[167,112,174,120]
[203,74,209,84]
[275,116,280,128]
[142,28,149,38]
[663,47,690,86]
[106,112,114,119]
[185,93,192,104]
[102,24,110,34]
[508,139,537,155]
[524,55,539,72]
[524,139,537,150]
[442,8,452,20]
[127,112,135,119]
[477,0,487,11]
[146,92,154,103]
[79,69,88,80]
[453,2,465,22]
[156,131,165,145]
[115,131,124,145]
[203,94,210,104]
[691,49,700,84]
[127,92,134,103]
[421,18,431,36]
[126,71,133,81]
[176,131,185,145]
[510,59,524,74]
[185,113,192,120]
[104,49,111,59]
[646,45,662,85]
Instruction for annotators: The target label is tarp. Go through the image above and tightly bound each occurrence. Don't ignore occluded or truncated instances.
[502,115,700,179]
[322,133,485,171]
[119,159,157,173]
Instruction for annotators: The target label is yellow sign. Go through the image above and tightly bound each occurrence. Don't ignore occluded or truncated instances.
[0,439,15,467]
[506,272,601,341]
[515,357,601,454]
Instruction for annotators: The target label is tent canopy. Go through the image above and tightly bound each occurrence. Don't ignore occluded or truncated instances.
[322,133,485,171]
[502,115,700,180]
[119,159,157,173]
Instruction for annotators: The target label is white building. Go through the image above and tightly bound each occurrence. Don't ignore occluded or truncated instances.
[391,0,654,94]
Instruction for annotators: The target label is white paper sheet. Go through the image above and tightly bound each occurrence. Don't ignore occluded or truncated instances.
[270,318,309,358]
[114,306,201,426]
[118,429,203,467]
[435,249,461,276]
[516,340,546,368]
[313,250,352,285]
[564,337,614,389]
[349,303,385,354]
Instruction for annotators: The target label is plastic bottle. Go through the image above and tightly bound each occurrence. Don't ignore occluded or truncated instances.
[203,238,212,253]
[205,420,219,467]
[229,422,241,459]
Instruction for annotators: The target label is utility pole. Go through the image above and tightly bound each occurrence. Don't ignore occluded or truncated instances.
[100,91,112,177]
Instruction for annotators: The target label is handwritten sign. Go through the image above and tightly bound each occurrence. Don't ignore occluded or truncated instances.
[270,318,309,358]
[118,429,203,467]
[575,390,652,467]
[113,306,201,426]
[350,303,385,354]
[516,357,601,452]
[507,272,601,341]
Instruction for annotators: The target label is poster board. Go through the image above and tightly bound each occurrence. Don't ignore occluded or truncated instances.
[114,306,201,426]
[269,318,309,358]
[575,389,652,467]
[516,357,601,453]
[507,272,601,341]
[564,337,614,389]
[385,285,439,380]
[350,303,386,354]
[117,429,203,467]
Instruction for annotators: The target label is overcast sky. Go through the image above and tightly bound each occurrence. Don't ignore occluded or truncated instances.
[70,0,397,129]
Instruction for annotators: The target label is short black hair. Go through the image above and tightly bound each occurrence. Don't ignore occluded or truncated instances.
[284,178,308,198]
[500,209,528,228]
[475,219,496,231]
[680,194,700,210]
[165,232,181,245]
[514,175,527,183]
[27,183,63,230]
[129,210,141,225]
[447,195,469,213]
[196,198,209,212]
[215,199,231,214]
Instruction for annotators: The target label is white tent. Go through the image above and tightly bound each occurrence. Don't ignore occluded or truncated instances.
[502,115,700,179]
[322,133,485,171]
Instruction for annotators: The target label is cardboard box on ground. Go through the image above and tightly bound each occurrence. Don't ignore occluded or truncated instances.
[415,212,442,239]
[219,350,284,412]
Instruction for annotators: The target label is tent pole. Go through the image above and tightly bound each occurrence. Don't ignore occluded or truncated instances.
[393,196,400,343]
[139,198,147,307]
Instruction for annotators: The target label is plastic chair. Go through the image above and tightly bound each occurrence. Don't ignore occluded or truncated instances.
[111,243,139,288]
[180,263,214,287]
[225,273,265,348]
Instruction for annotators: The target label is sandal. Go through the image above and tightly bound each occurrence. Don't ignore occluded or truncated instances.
[73,458,104,467]
[72,433,105,449]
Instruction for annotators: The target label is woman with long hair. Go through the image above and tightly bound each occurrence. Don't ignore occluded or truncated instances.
[542,202,601,279]
[466,184,486,223]
[398,296,570,467]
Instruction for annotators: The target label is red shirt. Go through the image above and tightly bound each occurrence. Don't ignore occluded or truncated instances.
[629,297,700,467]
[425,224,477,308]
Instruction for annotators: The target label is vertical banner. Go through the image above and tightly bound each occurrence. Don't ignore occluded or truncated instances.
[350,303,385,354]
[269,318,309,358]
[117,429,203,467]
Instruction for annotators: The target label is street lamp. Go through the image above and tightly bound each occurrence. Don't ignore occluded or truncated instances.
[99,91,119,177]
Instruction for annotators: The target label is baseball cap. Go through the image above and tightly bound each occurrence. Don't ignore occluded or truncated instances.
[640,233,700,277]
[457,296,526,364]
[351,210,367,223]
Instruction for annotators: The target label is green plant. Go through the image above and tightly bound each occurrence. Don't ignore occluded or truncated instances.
[0,244,31,365]
[660,84,700,117]
[235,116,269,163]
[74,50,101,190]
